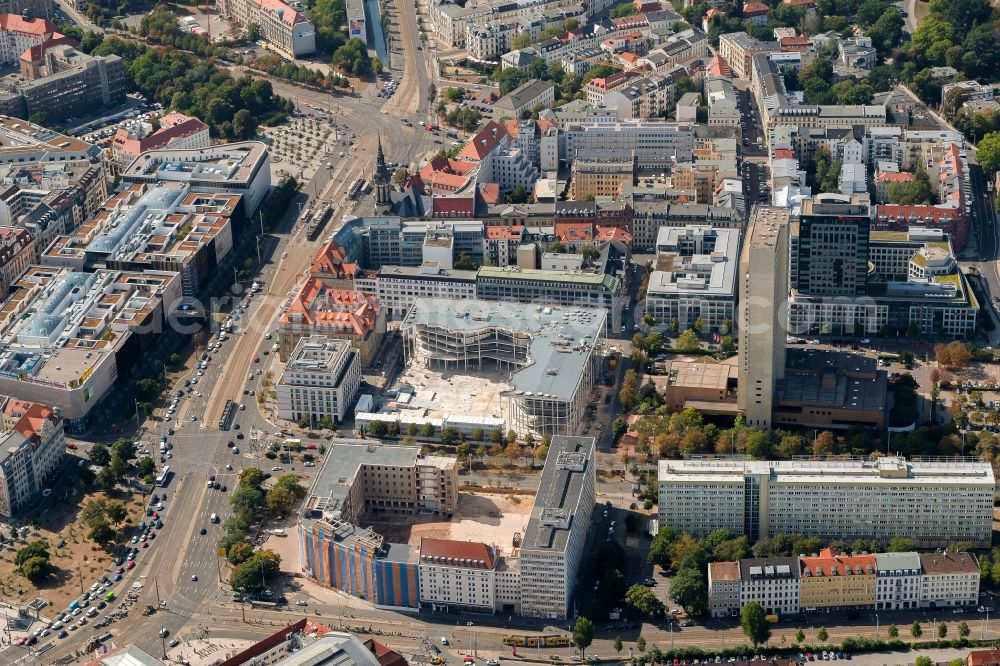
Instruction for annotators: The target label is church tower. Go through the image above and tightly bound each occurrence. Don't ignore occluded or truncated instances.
[373,135,391,206]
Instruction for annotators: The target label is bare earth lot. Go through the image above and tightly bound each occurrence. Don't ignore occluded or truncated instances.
[0,489,145,612]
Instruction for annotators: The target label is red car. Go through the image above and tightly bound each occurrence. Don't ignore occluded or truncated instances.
[152,512,159,520]
[66,443,77,450]
[116,566,125,574]
[253,356,260,363]
[306,444,317,450]
[126,561,136,570]
[141,542,149,549]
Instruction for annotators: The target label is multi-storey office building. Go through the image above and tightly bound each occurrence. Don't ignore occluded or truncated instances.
[401,298,605,437]
[361,217,485,269]
[791,194,871,297]
[276,336,361,425]
[738,207,789,428]
[919,552,980,608]
[354,264,477,321]
[658,456,994,547]
[0,44,126,121]
[298,442,458,607]
[519,435,595,619]
[645,225,740,334]
[561,119,695,170]
[417,537,515,614]
[475,265,623,332]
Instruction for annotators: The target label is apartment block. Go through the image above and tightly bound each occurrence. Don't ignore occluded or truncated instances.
[277,277,386,365]
[919,552,980,608]
[401,298,605,437]
[519,435,595,619]
[645,225,740,333]
[277,335,361,425]
[709,549,981,618]
[570,148,635,199]
[417,537,520,614]
[217,0,316,56]
[799,549,876,611]
[108,111,210,177]
[0,44,126,121]
[493,79,555,119]
[738,207,789,429]
[874,552,921,611]
[0,400,61,518]
[658,457,994,547]
[0,226,32,295]
[718,32,776,79]
[561,119,695,170]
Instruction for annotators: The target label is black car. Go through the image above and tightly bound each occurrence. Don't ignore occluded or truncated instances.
[167,428,175,436]
[227,440,234,448]
[199,527,207,535]
[236,433,244,440]
[220,485,227,492]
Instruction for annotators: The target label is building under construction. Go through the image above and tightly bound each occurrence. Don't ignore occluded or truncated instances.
[400,297,606,437]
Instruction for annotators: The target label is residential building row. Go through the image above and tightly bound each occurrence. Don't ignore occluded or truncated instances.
[298,435,596,619]
[217,0,317,56]
[709,549,980,618]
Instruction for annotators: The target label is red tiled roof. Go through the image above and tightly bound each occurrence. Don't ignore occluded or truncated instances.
[555,221,595,243]
[480,182,500,204]
[0,226,32,268]
[875,171,913,183]
[968,649,1000,666]
[800,548,876,577]
[596,225,633,244]
[877,204,962,222]
[0,13,56,36]
[19,34,75,63]
[709,54,732,77]
[13,402,59,450]
[432,197,475,216]
[743,1,769,13]
[458,120,508,161]
[281,277,380,335]
[773,148,795,159]
[485,225,524,240]
[309,240,358,279]
[419,537,495,569]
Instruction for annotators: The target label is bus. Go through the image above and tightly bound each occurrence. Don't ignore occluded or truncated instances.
[347,178,365,199]
[155,466,171,487]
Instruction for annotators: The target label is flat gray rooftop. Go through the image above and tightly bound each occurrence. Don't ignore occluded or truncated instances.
[521,435,594,555]
[403,298,606,401]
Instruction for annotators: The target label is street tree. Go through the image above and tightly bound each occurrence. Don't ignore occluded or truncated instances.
[817,627,828,642]
[887,624,899,639]
[624,584,665,617]
[740,602,771,647]
[911,621,923,638]
[573,617,594,651]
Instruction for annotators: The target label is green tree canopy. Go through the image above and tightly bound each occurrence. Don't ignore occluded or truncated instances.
[740,602,771,647]
[572,616,594,650]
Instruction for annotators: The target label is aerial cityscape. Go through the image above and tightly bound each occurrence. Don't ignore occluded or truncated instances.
[0,0,994,664]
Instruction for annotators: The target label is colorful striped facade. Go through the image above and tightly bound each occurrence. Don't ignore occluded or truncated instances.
[299,521,418,609]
